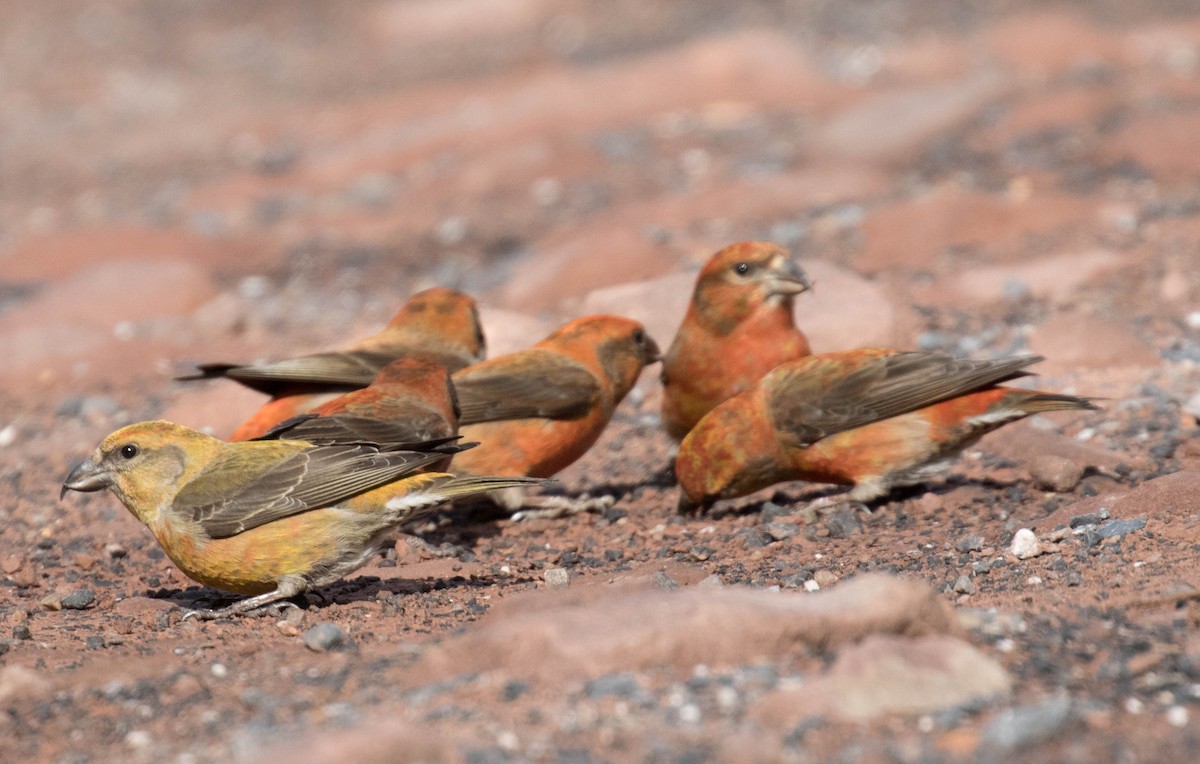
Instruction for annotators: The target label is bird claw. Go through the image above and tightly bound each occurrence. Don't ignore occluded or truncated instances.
[511,494,614,521]
[180,600,301,621]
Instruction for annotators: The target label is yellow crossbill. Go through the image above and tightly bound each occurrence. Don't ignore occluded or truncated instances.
[62,420,538,618]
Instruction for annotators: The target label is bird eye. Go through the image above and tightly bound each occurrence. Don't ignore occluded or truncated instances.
[733,261,752,275]
[119,444,139,460]
[632,328,646,344]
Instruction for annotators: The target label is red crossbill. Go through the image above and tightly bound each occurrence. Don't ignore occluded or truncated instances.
[675,350,1098,513]
[61,420,538,618]
[661,241,812,441]
[260,356,460,471]
[449,316,660,509]
[178,287,485,441]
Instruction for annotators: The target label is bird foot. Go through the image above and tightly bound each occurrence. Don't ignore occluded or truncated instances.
[402,535,466,559]
[797,496,872,522]
[181,599,301,622]
[511,494,615,521]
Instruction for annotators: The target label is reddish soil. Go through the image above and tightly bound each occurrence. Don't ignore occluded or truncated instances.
[2,1,1200,761]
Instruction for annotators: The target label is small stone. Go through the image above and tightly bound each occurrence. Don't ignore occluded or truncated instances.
[543,568,571,589]
[1167,705,1189,728]
[104,543,128,559]
[813,570,840,588]
[1030,455,1084,493]
[650,571,679,590]
[125,730,152,749]
[981,696,1073,751]
[763,522,800,541]
[1096,517,1147,539]
[824,507,862,538]
[955,534,984,553]
[1068,512,1104,528]
[12,625,31,641]
[40,594,63,612]
[953,575,977,595]
[302,622,347,652]
[697,574,724,589]
[61,590,96,610]
[803,579,821,592]
[1009,529,1043,560]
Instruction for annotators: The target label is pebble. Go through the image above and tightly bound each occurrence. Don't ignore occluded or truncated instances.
[12,625,31,641]
[543,568,571,589]
[1096,517,1147,539]
[40,594,63,611]
[763,522,800,541]
[981,696,1073,751]
[952,575,977,595]
[1010,529,1043,560]
[1030,455,1084,492]
[104,543,128,559]
[1,554,22,574]
[302,623,347,652]
[61,590,97,610]
[955,534,985,553]
[697,574,724,589]
[812,569,839,588]
[823,508,862,538]
[1167,705,1189,727]
[803,579,821,592]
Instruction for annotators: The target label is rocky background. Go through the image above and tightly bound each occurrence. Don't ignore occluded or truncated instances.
[2,1,1200,761]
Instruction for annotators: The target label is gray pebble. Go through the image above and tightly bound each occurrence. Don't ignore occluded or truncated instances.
[1096,516,1147,539]
[61,590,96,610]
[823,507,861,539]
[544,567,571,589]
[981,696,1073,751]
[952,575,977,595]
[955,534,985,553]
[302,622,346,652]
[651,571,679,590]
[763,522,800,541]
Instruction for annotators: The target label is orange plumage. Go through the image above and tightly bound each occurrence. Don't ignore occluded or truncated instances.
[675,350,1098,513]
[450,315,661,479]
[178,287,486,441]
[661,241,812,441]
[259,356,459,470]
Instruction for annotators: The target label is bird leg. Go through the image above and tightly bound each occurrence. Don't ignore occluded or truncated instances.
[510,493,616,521]
[800,479,888,516]
[182,577,308,621]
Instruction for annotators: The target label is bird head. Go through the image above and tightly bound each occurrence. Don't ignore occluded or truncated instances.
[691,241,812,330]
[61,420,218,525]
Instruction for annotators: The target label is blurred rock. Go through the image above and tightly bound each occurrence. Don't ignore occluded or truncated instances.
[1028,313,1158,371]
[1030,454,1085,492]
[412,574,958,683]
[749,634,1010,723]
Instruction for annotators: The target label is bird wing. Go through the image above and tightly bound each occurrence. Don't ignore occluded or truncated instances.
[453,351,601,425]
[176,350,404,393]
[768,351,1041,447]
[256,413,456,448]
[172,442,455,539]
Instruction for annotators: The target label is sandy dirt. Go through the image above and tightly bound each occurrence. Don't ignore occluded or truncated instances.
[2,1,1200,761]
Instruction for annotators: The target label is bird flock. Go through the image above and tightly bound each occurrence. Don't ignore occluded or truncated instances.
[62,241,1096,618]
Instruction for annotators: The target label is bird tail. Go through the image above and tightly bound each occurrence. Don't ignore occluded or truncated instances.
[175,363,239,382]
[1012,392,1102,414]
[383,474,547,521]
